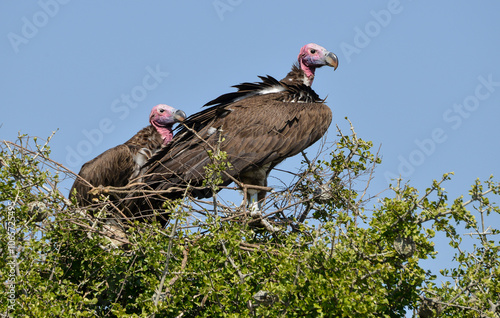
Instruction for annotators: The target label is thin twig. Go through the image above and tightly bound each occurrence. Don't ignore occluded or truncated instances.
[153,199,185,310]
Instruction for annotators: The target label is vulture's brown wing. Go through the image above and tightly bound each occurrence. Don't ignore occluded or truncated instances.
[70,144,136,207]
[70,125,166,207]
[142,91,332,199]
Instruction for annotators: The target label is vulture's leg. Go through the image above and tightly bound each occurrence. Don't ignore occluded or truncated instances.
[247,189,261,213]
[247,189,279,232]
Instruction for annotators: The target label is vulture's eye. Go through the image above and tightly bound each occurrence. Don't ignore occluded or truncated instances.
[310,49,316,54]
[159,109,165,113]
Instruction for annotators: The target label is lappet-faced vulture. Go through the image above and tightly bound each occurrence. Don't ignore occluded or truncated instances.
[70,104,186,207]
[130,43,338,219]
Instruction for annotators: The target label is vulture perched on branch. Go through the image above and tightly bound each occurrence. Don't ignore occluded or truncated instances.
[70,104,186,207]
[129,43,338,218]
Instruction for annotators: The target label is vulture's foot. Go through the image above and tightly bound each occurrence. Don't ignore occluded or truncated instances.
[248,206,280,233]
[248,201,261,215]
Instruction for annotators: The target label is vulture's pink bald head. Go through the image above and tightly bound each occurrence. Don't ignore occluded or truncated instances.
[149,104,186,144]
[298,43,338,85]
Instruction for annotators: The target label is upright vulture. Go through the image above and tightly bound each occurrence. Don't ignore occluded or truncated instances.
[129,43,338,217]
[70,104,186,207]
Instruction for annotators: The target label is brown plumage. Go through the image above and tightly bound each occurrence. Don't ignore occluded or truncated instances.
[127,44,338,216]
[70,104,185,207]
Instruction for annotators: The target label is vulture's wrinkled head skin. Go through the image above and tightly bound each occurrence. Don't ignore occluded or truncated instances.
[149,104,186,144]
[149,104,186,127]
[299,43,339,70]
[298,43,338,85]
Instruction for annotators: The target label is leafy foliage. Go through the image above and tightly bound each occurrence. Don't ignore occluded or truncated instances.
[202,130,233,192]
[1,124,499,317]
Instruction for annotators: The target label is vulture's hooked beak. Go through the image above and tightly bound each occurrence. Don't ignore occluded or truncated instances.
[325,51,339,70]
[174,110,186,122]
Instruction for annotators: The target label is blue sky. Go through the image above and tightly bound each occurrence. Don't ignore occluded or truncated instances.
[2,0,500,311]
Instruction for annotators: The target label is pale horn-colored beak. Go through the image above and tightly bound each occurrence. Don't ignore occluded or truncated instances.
[324,51,339,70]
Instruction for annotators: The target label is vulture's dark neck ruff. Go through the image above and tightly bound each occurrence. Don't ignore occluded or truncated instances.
[281,63,311,86]
[200,71,323,109]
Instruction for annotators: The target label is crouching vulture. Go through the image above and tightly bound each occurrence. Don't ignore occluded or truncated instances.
[70,104,186,207]
[128,43,338,220]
